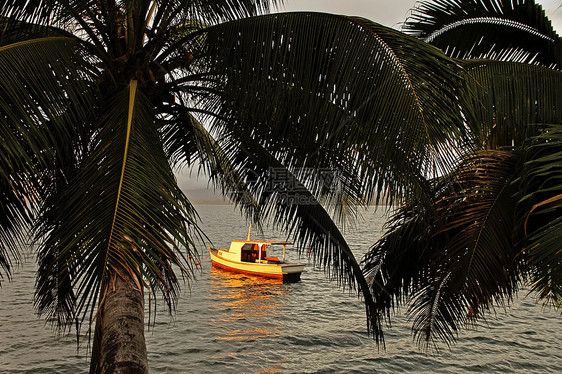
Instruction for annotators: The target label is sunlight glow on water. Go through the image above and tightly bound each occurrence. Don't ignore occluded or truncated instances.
[1,206,561,373]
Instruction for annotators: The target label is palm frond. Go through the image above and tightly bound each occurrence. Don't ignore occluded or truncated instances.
[0,176,33,285]
[0,17,74,46]
[518,124,562,307]
[130,0,279,63]
[0,0,62,26]
[526,214,562,307]
[0,36,96,282]
[362,194,440,338]
[156,0,277,29]
[403,0,561,68]
[364,150,523,348]
[35,82,202,336]
[461,59,562,149]
[411,151,522,347]
[0,36,96,169]
[195,12,472,206]
[160,104,261,221]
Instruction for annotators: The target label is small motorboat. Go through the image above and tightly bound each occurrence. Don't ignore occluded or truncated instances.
[209,227,306,282]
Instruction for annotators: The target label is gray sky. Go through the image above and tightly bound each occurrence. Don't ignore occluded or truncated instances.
[178,0,562,200]
[279,0,415,29]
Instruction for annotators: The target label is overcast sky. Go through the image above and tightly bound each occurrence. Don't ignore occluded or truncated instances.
[178,0,561,198]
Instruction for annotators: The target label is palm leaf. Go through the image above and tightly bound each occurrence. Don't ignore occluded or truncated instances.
[35,82,202,336]
[518,124,562,307]
[171,0,278,25]
[168,13,484,344]
[119,0,279,64]
[411,152,522,346]
[0,36,96,283]
[0,176,33,285]
[196,12,472,205]
[160,103,261,220]
[403,0,561,68]
[362,196,440,341]
[0,1,62,26]
[461,59,562,149]
[364,150,523,348]
[0,17,75,46]
[0,36,96,168]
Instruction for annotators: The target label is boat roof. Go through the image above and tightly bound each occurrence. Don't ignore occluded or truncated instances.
[231,240,293,245]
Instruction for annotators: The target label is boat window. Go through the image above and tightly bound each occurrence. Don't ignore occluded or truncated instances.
[241,243,254,262]
[252,245,260,262]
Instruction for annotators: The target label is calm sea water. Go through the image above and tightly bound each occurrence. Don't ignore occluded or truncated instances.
[1,205,561,373]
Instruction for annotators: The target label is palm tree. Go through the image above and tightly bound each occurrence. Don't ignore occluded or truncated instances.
[363,0,562,350]
[3,0,557,370]
[0,0,478,371]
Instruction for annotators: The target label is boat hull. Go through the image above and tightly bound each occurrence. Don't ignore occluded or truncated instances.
[209,248,305,282]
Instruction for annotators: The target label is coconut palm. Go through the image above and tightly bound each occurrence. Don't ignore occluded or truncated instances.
[363,0,562,350]
[0,0,481,371]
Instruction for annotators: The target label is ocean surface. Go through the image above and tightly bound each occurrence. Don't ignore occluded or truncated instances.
[1,205,561,373]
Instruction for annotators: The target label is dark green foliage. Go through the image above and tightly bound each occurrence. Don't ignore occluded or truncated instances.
[403,0,561,68]
[364,0,562,350]
[518,125,562,308]
[364,151,524,348]
[199,12,471,206]
[461,60,562,148]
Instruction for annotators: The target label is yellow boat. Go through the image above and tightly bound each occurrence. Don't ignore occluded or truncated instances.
[208,227,306,282]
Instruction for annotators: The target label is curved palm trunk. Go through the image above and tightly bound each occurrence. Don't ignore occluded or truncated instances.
[91,268,148,374]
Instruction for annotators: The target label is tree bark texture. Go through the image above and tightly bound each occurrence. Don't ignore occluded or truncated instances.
[95,268,148,374]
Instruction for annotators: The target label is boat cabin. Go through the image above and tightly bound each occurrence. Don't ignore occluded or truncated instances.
[217,240,290,264]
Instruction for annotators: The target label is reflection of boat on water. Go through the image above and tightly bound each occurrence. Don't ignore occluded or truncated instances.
[208,267,289,342]
[208,227,306,282]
